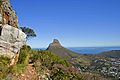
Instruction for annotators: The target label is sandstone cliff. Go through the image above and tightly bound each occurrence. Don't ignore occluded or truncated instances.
[0,0,18,28]
[0,0,26,58]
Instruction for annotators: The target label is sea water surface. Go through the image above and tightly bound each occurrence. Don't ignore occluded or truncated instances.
[33,46,120,54]
[68,47,120,54]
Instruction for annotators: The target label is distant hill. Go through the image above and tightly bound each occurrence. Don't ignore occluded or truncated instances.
[98,50,120,58]
[46,39,91,65]
[46,39,78,58]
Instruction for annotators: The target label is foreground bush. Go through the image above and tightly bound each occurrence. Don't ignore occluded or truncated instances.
[0,45,111,80]
[30,50,83,80]
[0,45,31,79]
[0,56,10,79]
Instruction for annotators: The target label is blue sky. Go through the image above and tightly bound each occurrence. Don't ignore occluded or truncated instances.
[11,0,120,48]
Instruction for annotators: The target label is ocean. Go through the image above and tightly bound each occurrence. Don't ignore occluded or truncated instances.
[68,47,120,54]
[33,46,120,54]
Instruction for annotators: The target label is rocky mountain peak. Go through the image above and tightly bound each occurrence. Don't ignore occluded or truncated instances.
[47,39,77,58]
[48,39,63,48]
[52,39,61,45]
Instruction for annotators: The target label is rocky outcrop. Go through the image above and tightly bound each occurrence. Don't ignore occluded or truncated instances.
[0,0,26,58]
[47,39,63,49]
[0,24,26,58]
[0,0,18,28]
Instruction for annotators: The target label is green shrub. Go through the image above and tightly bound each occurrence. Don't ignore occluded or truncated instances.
[0,56,10,79]
[0,0,2,6]
[31,50,69,67]
[12,45,31,74]
[0,45,31,79]
[10,64,26,74]
[50,64,83,80]
[17,45,31,65]
[30,50,83,80]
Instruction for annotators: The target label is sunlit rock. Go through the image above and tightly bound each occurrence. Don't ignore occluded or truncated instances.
[0,24,26,58]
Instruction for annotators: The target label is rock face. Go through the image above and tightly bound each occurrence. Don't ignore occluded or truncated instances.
[0,0,18,28]
[47,39,63,49]
[0,0,26,58]
[0,24,26,58]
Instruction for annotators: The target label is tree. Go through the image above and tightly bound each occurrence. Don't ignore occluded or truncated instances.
[20,27,36,40]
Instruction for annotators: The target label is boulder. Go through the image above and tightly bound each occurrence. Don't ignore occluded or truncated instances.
[0,24,26,58]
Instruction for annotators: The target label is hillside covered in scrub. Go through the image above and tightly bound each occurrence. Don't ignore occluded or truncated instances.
[0,45,110,80]
[0,0,119,80]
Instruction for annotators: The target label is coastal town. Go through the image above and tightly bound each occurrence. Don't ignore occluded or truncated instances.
[88,57,120,79]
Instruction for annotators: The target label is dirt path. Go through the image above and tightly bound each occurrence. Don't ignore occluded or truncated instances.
[16,64,37,80]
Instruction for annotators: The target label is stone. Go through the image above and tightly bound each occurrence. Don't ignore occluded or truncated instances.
[0,24,26,58]
[0,0,26,59]
[0,0,19,28]
[47,39,63,49]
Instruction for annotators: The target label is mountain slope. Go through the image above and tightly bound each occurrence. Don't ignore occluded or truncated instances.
[98,50,120,58]
[46,39,79,58]
[46,39,91,66]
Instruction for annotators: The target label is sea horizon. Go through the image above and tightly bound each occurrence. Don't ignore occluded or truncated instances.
[33,46,120,54]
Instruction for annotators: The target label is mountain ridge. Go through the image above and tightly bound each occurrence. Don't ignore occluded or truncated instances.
[46,39,80,58]
[98,50,120,58]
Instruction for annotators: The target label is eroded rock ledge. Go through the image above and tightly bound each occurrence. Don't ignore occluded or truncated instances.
[0,24,26,58]
[0,0,26,58]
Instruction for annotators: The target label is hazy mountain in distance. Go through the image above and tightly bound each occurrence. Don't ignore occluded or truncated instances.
[98,50,120,58]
